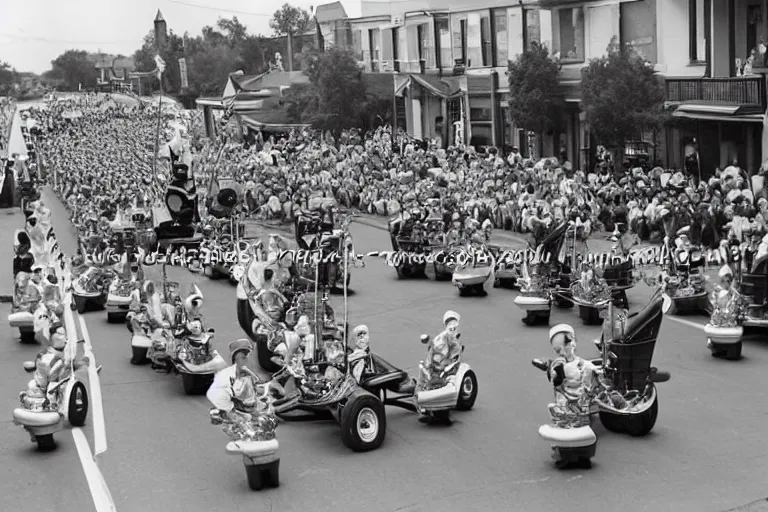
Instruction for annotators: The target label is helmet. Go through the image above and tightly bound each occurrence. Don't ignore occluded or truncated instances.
[549,323,575,341]
[443,310,460,325]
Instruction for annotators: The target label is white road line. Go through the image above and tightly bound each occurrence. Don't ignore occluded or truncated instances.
[78,313,108,456]
[71,429,117,512]
[666,316,707,331]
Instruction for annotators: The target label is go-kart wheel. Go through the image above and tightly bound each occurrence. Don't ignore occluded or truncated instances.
[492,279,500,288]
[74,296,87,314]
[458,287,468,297]
[456,370,478,411]
[725,342,742,361]
[19,329,37,344]
[181,373,213,395]
[340,392,386,452]
[236,299,251,334]
[245,459,280,491]
[624,394,659,437]
[255,334,281,374]
[68,382,89,427]
[107,312,125,324]
[396,267,407,279]
[35,434,56,452]
[598,410,626,433]
[131,346,149,365]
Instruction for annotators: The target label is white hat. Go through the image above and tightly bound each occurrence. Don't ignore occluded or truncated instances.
[549,323,575,341]
[353,324,369,336]
[718,265,733,278]
[443,310,460,325]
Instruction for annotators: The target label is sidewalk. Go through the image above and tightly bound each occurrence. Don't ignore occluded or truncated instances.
[0,208,24,302]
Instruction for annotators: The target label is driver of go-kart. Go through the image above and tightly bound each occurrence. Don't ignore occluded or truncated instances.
[23,323,90,404]
[424,311,462,376]
[547,324,596,406]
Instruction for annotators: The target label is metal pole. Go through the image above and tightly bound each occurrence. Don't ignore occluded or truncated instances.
[152,75,164,187]
[343,235,349,370]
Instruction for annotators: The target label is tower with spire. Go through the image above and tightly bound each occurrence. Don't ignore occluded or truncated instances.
[154,9,167,49]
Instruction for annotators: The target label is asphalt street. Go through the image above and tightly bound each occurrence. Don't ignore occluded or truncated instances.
[2,189,768,512]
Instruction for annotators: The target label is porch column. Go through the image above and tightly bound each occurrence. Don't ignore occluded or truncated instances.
[490,71,499,148]
[463,90,472,146]
[440,98,448,149]
[411,95,423,139]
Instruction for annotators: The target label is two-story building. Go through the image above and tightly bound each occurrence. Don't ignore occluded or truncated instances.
[347,0,768,175]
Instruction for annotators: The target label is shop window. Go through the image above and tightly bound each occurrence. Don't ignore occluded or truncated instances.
[493,9,508,66]
[481,16,492,67]
[525,9,541,50]
[556,7,585,63]
[470,125,493,147]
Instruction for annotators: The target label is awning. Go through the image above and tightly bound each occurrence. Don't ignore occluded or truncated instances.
[670,102,765,123]
[394,74,464,99]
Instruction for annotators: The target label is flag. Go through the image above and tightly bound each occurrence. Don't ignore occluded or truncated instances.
[154,55,166,79]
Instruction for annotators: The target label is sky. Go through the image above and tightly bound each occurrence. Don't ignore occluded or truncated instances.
[0,0,371,74]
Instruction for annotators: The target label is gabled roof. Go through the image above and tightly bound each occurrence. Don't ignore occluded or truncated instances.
[315,1,347,23]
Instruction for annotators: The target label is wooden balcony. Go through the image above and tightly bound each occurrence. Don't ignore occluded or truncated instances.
[665,76,767,111]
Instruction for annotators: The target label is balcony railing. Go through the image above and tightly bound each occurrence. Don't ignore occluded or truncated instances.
[665,76,767,110]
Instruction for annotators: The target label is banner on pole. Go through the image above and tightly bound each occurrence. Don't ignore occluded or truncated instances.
[179,58,189,89]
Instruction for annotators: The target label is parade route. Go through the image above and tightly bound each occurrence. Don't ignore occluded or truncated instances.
[2,189,767,512]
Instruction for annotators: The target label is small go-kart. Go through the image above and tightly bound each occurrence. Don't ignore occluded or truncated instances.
[388,215,428,279]
[452,244,493,297]
[8,283,40,344]
[71,266,112,314]
[12,342,99,452]
[660,230,708,316]
[567,265,613,326]
[490,244,521,289]
[294,210,355,291]
[532,292,671,468]
[172,330,228,395]
[106,275,136,323]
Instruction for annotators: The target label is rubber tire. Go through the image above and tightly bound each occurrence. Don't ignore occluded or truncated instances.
[396,267,407,279]
[35,434,56,452]
[340,392,386,452]
[598,410,626,433]
[725,342,742,361]
[255,334,281,374]
[131,346,149,365]
[107,312,125,324]
[624,394,659,437]
[236,298,251,334]
[181,372,213,395]
[245,460,280,491]
[458,287,468,297]
[68,382,89,427]
[456,370,478,411]
[75,296,87,314]
[20,330,37,344]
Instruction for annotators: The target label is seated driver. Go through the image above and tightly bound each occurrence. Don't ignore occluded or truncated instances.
[547,324,596,407]
[349,324,371,383]
[24,323,89,403]
[424,311,462,375]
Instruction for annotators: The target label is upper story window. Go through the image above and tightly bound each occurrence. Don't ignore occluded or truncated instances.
[460,19,468,64]
[417,24,426,62]
[436,15,452,69]
[556,7,585,63]
[526,9,541,51]
[369,28,380,71]
[493,9,508,66]
[481,15,492,67]
[689,0,709,63]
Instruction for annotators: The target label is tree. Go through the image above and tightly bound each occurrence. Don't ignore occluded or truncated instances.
[269,4,311,37]
[51,50,98,91]
[0,61,19,96]
[581,37,666,171]
[132,29,186,93]
[188,42,241,96]
[506,41,565,158]
[285,47,367,136]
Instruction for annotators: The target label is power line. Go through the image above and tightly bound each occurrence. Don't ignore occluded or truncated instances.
[166,0,273,17]
[0,33,139,45]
